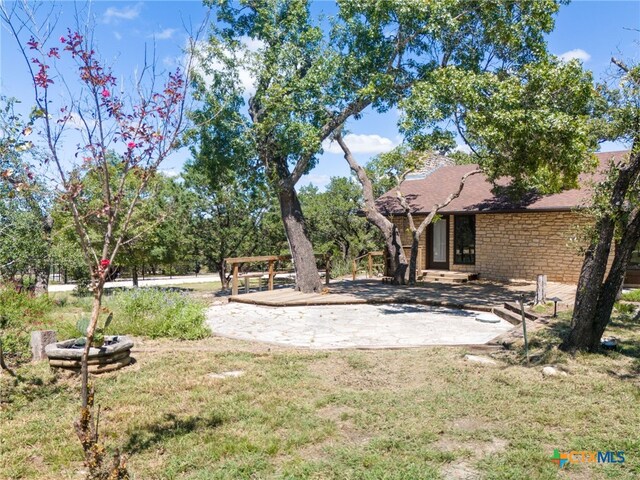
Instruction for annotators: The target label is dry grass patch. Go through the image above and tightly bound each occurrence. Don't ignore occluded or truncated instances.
[1,315,639,479]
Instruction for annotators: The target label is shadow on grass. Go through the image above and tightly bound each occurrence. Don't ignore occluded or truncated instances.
[0,370,68,405]
[124,412,224,454]
[524,313,640,367]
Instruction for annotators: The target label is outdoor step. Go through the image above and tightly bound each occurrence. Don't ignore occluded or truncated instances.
[421,275,467,284]
[492,306,522,325]
[503,302,538,321]
[420,270,478,281]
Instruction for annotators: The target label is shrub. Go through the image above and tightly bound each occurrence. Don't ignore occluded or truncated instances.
[107,288,209,340]
[73,277,92,297]
[614,301,636,315]
[0,288,53,357]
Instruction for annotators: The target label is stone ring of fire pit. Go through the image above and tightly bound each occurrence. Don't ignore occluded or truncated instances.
[45,335,134,374]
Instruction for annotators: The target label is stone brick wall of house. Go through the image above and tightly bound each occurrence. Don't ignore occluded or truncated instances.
[449,211,591,283]
[389,211,596,284]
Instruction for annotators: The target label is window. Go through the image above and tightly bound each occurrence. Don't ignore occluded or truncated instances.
[454,215,475,265]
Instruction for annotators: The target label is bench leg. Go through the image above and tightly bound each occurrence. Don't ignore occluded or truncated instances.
[244,278,250,294]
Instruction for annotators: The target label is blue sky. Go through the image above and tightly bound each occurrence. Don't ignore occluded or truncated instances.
[1,0,639,190]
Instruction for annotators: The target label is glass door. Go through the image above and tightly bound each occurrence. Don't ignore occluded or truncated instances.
[428,217,449,269]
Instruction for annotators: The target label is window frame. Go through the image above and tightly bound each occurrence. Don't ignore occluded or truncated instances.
[453,214,476,266]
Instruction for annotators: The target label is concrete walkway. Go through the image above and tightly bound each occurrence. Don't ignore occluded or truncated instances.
[206,302,513,349]
[49,274,220,292]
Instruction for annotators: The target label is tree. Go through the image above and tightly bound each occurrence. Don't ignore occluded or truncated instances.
[562,59,640,352]
[52,163,189,287]
[324,0,580,283]
[0,98,53,293]
[374,59,595,283]
[299,177,381,265]
[401,58,597,194]
[181,164,280,287]
[396,168,481,285]
[2,3,194,475]
[196,0,564,291]
[334,132,411,283]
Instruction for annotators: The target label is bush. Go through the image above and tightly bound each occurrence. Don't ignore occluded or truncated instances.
[0,288,53,357]
[73,276,92,297]
[614,301,637,315]
[107,288,209,340]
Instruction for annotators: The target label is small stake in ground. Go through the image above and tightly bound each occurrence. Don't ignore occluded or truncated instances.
[519,295,529,364]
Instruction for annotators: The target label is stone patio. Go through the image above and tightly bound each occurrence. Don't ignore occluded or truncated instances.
[206,302,514,349]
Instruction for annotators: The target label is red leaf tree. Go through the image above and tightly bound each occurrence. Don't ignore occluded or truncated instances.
[2,4,196,475]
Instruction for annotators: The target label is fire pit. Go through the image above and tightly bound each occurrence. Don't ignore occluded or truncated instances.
[45,335,133,373]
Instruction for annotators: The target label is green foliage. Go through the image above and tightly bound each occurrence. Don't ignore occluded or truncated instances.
[51,159,191,276]
[181,164,287,279]
[108,288,208,340]
[193,0,565,218]
[0,98,52,285]
[0,287,53,356]
[614,302,636,315]
[73,277,92,297]
[402,58,598,193]
[299,177,381,261]
[73,312,113,347]
[621,289,640,303]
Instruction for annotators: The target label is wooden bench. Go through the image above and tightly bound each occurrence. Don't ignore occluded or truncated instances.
[238,272,265,293]
[225,254,330,296]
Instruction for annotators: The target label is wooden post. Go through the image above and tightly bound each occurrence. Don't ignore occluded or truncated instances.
[268,260,274,290]
[325,254,330,286]
[368,253,373,278]
[534,274,547,305]
[232,263,239,296]
[519,295,529,364]
[352,259,357,281]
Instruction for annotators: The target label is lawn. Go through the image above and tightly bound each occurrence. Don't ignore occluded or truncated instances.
[1,291,639,479]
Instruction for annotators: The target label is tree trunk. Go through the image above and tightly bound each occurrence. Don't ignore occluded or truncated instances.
[34,268,49,296]
[563,148,640,352]
[335,132,408,284]
[81,283,105,408]
[534,274,547,305]
[408,233,420,285]
[34,214,53,295]
[277,182,322,293]
[132,266,139,288]
[383,223,408,284]
[563,211,640,351]
[218,261,228,290]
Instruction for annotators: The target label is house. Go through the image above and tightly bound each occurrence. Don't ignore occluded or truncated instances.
[375,151,639,285]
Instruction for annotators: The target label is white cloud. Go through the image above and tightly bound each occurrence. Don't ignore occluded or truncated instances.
[113,31,122,41]
[322,134,395,155]
[152,28,176,41]
[65,112,95,130]
[298,173,330,190]
[558,48,591,63]
[453,143,472,154]
[190,37,263,96]
[103,3,142,24]
[159,168,181,178]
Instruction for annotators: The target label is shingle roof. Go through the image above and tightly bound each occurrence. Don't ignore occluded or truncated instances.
[376,151,629,215]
